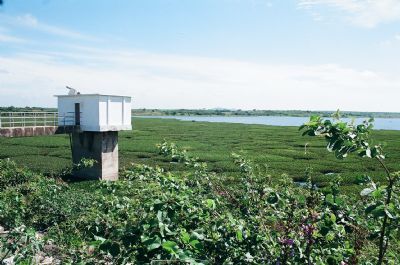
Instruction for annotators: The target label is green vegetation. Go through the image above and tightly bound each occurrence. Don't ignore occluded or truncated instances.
[0,118,399,194]
[300,114,400,265]
[133,108,400,118]
[1,116,400,263]
[0,107,56,113]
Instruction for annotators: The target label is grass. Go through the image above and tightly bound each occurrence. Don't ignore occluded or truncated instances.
[0,117,399,194]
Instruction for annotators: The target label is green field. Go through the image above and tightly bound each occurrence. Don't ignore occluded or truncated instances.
[2,117,400,263]
[0,117,399,193]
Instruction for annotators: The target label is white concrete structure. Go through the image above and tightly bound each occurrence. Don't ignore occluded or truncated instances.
[56,94,132,132]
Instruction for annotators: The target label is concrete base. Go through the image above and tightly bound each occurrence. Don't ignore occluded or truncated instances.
[72,131,119,181]
[0,126,58,137]
[0,126,79,138]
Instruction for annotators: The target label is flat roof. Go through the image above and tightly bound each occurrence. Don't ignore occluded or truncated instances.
[55,94,131,98]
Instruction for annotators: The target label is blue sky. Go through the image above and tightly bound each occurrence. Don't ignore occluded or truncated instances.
[0,0,400,111]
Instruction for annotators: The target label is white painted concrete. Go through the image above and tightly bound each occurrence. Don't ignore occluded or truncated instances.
[56,94,132,132]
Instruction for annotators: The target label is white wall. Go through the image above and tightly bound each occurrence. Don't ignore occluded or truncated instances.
[123,97,131,125]
[108,96,123,126]
[82,96,100,130]
[98,98,107,126]
[58,94,131,131]
[57,96,77,126]
[58,95,99,130]
[98,95,132,130]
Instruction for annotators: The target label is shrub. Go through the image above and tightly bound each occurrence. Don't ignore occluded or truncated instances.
[0,160,36,191]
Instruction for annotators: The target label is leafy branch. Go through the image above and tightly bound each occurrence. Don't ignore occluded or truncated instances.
[300,114,399,264]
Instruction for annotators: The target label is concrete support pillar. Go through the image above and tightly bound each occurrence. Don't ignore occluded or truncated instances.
[71,131,119,181]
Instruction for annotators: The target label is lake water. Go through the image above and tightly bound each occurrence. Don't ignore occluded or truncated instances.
[135,115,400,131]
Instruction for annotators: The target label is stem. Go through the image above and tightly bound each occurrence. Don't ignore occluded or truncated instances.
[305,224,313,265]
[376,157,394,265]
[306,190,315,265]
[377,157,391,181]
[0,248,12,264]
[383,220,392,256]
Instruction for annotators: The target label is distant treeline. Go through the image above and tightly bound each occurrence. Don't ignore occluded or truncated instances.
[2,106,399,118]
[0,106,57,112]
[132,108,400,118]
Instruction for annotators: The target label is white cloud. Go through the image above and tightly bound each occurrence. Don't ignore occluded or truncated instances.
[16,13,39,27]
[0,25,26,43]
[1,13,99,41]
[0,32,25,43]
[0,47,399,112]
[298,0,400,28]
[379,33,400,46]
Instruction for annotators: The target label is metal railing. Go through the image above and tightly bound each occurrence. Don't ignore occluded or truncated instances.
[0,112,79,128]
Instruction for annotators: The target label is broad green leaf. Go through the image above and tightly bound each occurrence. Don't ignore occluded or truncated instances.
[371,205,385,218]
[360,188,374,197]
[365,148,371,158]
[99,241,120,257]
[94,235,106,242]
[330,213,336,223]
[181,230,190,244]
[205,199,216,209]
[143,236,161,251]
[365,204,378,215]
[371,188,384,199]
[325,194,334,204]
[162,240,178,254]
[191,230,205,240]
[189,239,203,251]
[325,232,335,241]
[236,229,243,241]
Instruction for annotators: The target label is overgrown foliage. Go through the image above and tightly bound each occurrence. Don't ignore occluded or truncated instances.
[300,114,400,264]
[0,115,399,264]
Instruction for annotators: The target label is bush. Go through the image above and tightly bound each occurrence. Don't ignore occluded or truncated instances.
[0,160,36,191]
[0,115,399,263]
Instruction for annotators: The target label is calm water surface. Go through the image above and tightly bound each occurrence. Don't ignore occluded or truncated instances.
[135,116,400,131]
